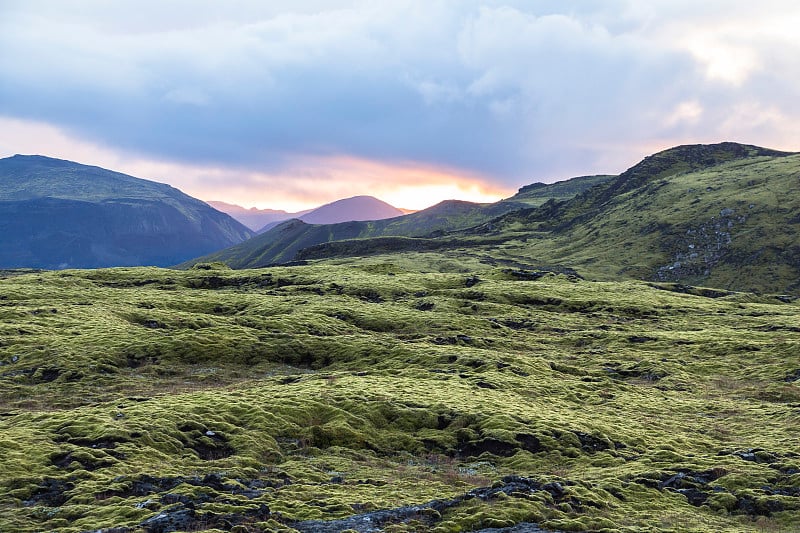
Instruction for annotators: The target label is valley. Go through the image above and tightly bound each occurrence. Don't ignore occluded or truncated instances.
[4,2,798,530]
[1,143,799,532]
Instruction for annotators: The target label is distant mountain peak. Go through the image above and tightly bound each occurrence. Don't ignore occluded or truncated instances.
[651,141,795,158]
[299,195,404,225]
[210,195,404,232]
[207,201,289,215]
[180,175,608,269]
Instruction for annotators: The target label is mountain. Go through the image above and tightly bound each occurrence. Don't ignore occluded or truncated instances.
[191,142,800,294]
[4,146,800,532]
[179,199,521,268]
[211,196,405,233]
[206,201,304,232]
[180,175,610,269]
[0,155,254,269]
[295,195,404,225]
[470,142,800,292]
[255,195,406,233]
[511,174,615,207]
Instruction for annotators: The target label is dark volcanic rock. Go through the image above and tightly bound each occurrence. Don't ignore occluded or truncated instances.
[140,507,197,533]
[97,474,563,533]
[573,432,612,453]
[503,269,549,281]
[515,433,544,454]
[633,466,788,516]
[432,335,474,345]
[729,448,778,464]
[293,476,560,533]
[648,283,735,299]
[465,275,481,287]
[627,335,657,343]
[414,301,435,311]
[97,475,185,500]
[603,362,667,382]
[23,478,74,507]
[459,438,518,458]
[784,369,800,382]
[51,451,114,471]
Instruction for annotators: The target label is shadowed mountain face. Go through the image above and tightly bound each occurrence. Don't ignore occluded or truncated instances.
[0,155,254,269]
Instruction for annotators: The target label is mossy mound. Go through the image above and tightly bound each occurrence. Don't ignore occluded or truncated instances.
[0,264,798,531]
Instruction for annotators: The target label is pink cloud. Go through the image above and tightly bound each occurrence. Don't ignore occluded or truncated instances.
[0,116,513,211]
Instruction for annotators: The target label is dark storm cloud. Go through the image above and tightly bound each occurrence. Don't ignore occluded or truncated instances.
[1,0,798,188]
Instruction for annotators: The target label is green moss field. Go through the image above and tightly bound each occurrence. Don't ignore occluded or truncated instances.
[0,261,798,532]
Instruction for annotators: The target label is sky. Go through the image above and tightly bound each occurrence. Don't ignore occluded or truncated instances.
[1,1,799,211]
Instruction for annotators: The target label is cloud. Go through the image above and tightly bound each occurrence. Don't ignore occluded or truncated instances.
[0,0,798,208]
[162,88,211,107]
[0,115,508,211]
[665,101,703,128]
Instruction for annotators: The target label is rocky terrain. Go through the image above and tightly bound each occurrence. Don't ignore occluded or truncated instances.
[1,262,798,532]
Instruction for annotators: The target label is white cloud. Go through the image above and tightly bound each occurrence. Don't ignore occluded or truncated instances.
[0,0,799,197]
[665,101,703,127]
[717,102,790,140]
[163,88,211,107]
[406,77,464,106]
[0,115,511,211]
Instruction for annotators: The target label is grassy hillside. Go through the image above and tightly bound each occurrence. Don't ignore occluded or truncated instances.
[0,155,183,203]
[180,200,521,268]
[480,145,800,293]
[511,175,615,207]
[1,262,798,532]
[238,143,800,294]
[181,173,613,269]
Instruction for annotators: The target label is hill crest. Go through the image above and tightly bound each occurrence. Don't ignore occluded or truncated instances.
[1,154,180,202]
